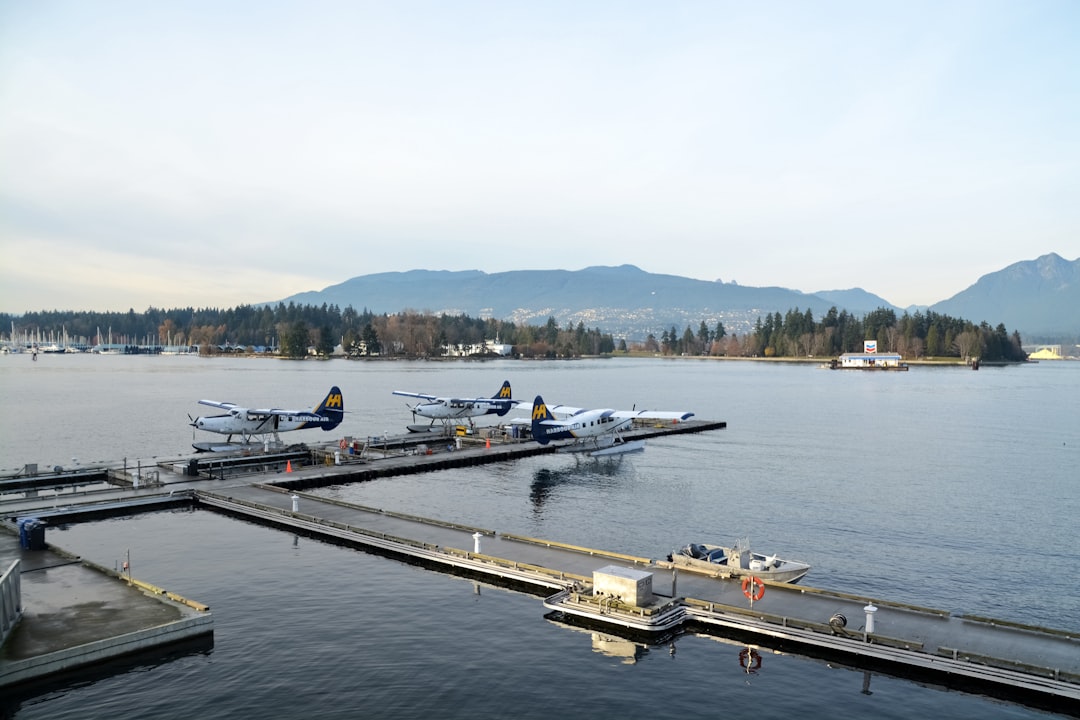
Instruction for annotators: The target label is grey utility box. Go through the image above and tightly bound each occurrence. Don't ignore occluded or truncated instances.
[593,565,654,606]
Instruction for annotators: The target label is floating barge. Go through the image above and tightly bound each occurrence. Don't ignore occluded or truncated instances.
[828,352,909,370]
[827,340,909,370]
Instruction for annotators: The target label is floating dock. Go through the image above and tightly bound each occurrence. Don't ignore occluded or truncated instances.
[0,527,212,693]
[198,486,1080,712]
[3,419,1079,715]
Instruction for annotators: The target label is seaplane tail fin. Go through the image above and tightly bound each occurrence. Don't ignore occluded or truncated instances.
[491,380,514,416]
[531,394,552,444]
[315,386,345,430]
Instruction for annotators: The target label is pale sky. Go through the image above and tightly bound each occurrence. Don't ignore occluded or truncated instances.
[1,1,1077,314]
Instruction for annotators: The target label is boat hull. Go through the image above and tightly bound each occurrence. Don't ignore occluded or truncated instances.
[671,543,810,584]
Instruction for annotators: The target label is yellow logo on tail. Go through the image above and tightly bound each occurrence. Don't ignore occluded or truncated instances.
[324,393,343,409]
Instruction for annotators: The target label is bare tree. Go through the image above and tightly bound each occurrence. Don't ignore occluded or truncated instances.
[953,330,981,361]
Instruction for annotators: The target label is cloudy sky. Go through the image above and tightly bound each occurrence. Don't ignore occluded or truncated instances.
[1,1,1077,314]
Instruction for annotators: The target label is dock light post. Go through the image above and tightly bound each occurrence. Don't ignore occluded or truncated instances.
[864,603,878,639]
[291,494,299,513]
[473,532,483,553]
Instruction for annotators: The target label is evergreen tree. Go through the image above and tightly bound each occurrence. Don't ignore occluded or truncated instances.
[283,321,309,358]
[926,325,942,356]
[361,323,381,356]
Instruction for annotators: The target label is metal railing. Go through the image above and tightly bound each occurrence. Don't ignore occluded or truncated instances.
[1,560,22,648]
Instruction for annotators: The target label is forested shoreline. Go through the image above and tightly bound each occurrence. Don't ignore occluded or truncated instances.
[2,302,1027,362]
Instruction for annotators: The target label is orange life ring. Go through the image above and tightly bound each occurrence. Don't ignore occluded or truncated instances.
[742,575,765,601]
[339,438,347,450]
[738,648,761,671]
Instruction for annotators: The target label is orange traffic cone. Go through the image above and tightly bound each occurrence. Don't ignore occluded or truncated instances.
[485,437,491,449]
[286,460,293,473]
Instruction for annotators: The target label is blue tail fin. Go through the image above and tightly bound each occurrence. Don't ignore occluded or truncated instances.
[315,386,344,430]
[490,380,514,416]
[531,394,553,444]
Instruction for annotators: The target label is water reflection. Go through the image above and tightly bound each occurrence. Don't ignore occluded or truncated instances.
[529,456,631,513]
[543,616,649,664]
[0,634,214,718]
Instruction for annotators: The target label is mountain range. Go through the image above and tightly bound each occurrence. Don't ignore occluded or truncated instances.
[271,253,1079,342]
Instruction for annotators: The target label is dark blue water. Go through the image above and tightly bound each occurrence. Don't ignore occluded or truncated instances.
[1,355,1078,718]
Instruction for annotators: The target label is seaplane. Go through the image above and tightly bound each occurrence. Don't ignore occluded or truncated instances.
[526,395,694,457]
[393,380,518,432]
[189,386,344,451]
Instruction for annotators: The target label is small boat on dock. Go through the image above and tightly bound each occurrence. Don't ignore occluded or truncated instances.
[670,537,810,583]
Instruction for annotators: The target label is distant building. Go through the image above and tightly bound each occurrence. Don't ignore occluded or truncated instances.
[442,338,513,357]
[1028,346,1063,360]
[837,352,906,369]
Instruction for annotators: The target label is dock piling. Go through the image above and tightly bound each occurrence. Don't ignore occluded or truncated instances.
[864,603,878,639]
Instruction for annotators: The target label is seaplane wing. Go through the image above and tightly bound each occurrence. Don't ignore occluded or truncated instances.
[516,402,694,423]
[197,399,240,411]
[393,380,517,430]
[390,391,439,402]
[190,386,344,449]
[612,408,695,421]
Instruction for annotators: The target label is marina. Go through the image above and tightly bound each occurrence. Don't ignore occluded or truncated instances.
[2,419,1078,715]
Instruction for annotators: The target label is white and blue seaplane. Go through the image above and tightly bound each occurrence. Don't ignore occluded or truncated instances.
[190,386,344,451]
[525,394,694,457]
[393,380,518,432]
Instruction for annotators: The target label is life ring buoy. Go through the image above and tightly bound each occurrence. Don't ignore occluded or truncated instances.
[738,648,761,671]
[742,575,765,601]
[339,438,347,450]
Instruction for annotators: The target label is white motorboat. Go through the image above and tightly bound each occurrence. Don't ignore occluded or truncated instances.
[670,537,810,584]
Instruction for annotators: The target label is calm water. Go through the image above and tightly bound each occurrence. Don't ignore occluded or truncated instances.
[1,355,1078,718]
